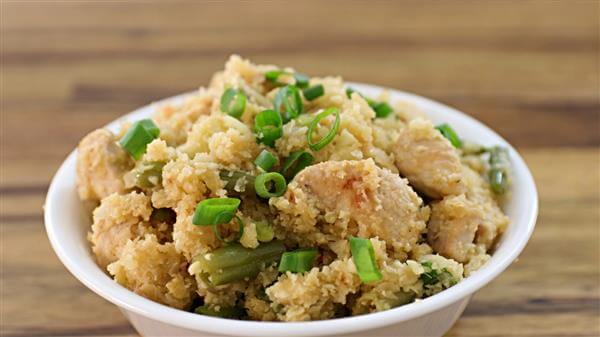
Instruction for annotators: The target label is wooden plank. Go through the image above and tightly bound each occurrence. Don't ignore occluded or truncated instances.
[1,148,598,336]
[1,1,599,336]
[1,1,598,149]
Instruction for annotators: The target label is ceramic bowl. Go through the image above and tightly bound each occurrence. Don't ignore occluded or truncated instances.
[45,83,538,337]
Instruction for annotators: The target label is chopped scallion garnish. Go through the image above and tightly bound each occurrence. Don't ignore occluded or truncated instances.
[293,73,310,89]
[372,102,393,118]
[119,119,160,160]
[265,70,286,83]
[254,149,278,172]
[192,198,241,226]
[274,85,303,123]
[278,248,318,273]
[302,84,324,101]
[307,107,341,151]
[220,88,247,119]
[254,109,283,147]
[280,151,314,180]
[254,172,287,198]
[435,123,463,148]
[349,236,382,284]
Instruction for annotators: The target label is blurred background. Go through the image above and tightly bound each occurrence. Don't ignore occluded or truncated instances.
[1,1,598,337]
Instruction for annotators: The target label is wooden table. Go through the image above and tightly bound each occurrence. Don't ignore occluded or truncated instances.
[1,1,598,336]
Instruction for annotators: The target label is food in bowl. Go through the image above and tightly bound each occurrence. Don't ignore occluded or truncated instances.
[75,55,511,322]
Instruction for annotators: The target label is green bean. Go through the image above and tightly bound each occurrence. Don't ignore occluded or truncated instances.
[192,241,285,286]
[194,305,246,319]
[133,161,165,188]
[219,170,255,195]
[488,146,510,194]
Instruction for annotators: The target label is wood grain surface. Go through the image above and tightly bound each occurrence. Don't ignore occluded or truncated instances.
[1,1,599,337]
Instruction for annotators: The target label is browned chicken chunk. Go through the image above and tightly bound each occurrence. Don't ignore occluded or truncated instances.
[76,129,133,201]
[393,118,466,199]
[427,165,509,263]
[271,159,429,260]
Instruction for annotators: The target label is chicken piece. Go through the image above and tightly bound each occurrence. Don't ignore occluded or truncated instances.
[426,194,482,263]
[90,192,163,269]
[271,159,429,260]
[76,129,133,201]
[427,166,509,263]
[393,118,465,199]
[266,258,361,321]
[107,234,196,310]
[463,165,510,248]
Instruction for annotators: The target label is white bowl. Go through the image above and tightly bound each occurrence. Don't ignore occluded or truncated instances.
[44,83,538,337]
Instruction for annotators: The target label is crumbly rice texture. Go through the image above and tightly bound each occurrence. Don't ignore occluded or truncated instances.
[76,55,511,321]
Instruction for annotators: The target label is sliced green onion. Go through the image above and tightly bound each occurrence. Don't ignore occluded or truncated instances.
[192,198,241,226]
[278,248,318,273]
[194,305,246,319]
[274,85,303,123]
[302,84,324,101]
[265,70,288,83]
[138,119,160,138]
[345,87,355,98]
[254,172,287,198]
[435,123,463,148]
[307,107,341,151]
[280,151,314,180]
[293,73,310,89]
[254,150,278,172]
[220,88,247,119]
[212,215,244,244]
[372,102,393,118]
[349,236,382,284]
[119,119,159,160]
[254,109,283,147]
[255,221,274,242]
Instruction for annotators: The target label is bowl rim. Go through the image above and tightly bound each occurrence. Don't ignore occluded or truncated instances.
[44,82,538,337]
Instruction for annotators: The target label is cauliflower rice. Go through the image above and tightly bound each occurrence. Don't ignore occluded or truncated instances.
[76,55,510,321]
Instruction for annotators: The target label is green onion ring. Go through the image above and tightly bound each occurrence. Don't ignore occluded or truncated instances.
[254,149,278,172]
[254,172,287,198]
[254,109,283,147]
[220,88,247,119]
[307,107,341,151]
[192,198,241,226]
[273,85,303,123]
